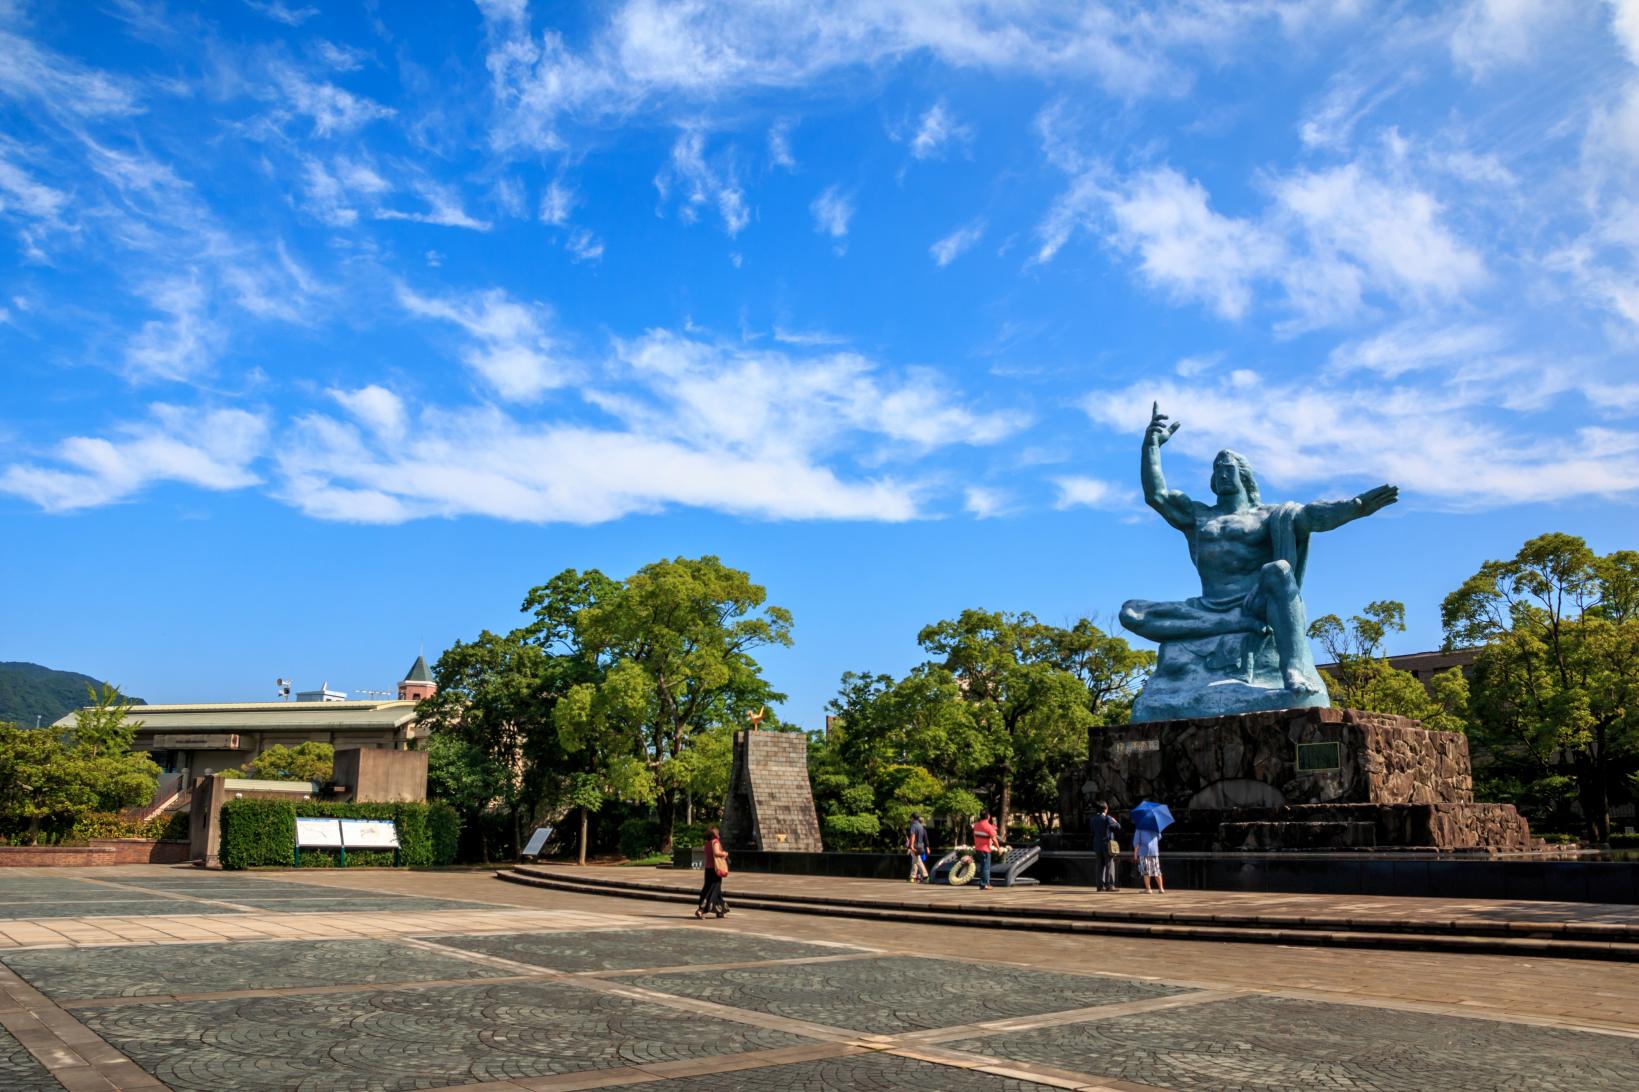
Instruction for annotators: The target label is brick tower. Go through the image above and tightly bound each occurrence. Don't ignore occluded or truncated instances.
[397,655,436,702]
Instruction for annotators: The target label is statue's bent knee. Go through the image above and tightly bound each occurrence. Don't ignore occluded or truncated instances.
[1260,560,1295,589]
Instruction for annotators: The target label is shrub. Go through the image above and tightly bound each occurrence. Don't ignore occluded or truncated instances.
[618,816,661,860]
[218,798,462,869]
[671,821,709,849]
[822,812,880,851]
[65,810,191,843]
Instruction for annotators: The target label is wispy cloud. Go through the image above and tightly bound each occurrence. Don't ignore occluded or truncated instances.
[930,218,986,266]
[397,284,572,400]
[656,129,748,235]
[909,101,972,159]
[810,185,852,242]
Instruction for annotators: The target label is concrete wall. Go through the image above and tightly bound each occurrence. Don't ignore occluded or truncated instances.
[332,747,427,803]
[188,775,317,867]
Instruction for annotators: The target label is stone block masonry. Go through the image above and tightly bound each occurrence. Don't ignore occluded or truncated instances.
[721,730,823,852]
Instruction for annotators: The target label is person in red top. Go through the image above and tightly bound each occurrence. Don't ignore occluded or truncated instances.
[971,810,999,890]
[694,826,729,919]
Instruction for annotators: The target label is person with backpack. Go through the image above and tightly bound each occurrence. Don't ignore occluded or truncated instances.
[694,825,729,918]
[1089,801,1120,891]
[907,814,930,883]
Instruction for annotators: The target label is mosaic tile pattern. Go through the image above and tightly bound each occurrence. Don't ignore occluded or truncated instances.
[80,979,813,1092]
[0,1024,62,1092]
[427,927,863,972]
[944,995,1639,1092]
[3,939,513,1001]
[632,954,1187,1032]
[666,1052,1063,1090]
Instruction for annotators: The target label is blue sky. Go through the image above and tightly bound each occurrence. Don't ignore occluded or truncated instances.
[2,0,1636,722]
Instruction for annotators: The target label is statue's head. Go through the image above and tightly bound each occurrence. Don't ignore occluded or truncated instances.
[1211,449,1260,503]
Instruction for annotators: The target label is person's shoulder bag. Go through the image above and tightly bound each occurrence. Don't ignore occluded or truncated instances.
[715,844,730,877]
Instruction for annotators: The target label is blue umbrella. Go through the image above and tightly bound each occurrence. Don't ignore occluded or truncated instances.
[1130,801,1174,834]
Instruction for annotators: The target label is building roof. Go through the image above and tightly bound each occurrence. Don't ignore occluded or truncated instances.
[51,699,421,733]
[402,655,433,684]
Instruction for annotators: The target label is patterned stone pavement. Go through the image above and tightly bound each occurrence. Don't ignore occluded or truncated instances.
[77,979,814,1092]
[943,994,1639,1092]
[631,953,1188,1032]
[427,926,865,972]
[2,939,513,1001]
[3,865,1639,1091]
[661,1052,1063,1090]
[0,1024,62,1092]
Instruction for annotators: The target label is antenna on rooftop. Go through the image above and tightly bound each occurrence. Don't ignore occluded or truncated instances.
[276,677,292,702]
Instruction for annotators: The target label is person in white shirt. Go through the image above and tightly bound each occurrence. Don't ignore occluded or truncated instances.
[1133,827,1165,894]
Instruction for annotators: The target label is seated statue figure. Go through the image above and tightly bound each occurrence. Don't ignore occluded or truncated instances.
[1119,403,1398,722]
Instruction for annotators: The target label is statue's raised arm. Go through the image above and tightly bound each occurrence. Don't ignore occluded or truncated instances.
[1296,483,1399,534]
[1141,402,1194,531]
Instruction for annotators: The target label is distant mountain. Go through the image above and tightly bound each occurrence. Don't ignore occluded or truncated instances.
[0,662,145,729]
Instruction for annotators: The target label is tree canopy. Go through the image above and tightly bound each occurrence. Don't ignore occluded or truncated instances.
[1442,533,1639,842]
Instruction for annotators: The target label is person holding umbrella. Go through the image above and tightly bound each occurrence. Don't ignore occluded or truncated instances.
[1130,801,1173,894]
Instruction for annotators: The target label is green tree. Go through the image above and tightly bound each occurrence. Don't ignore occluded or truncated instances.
[917,610,1097,837]
[1308,601,1468,731]
[1442,534,1639,842]
[65,683,142,756]
[229,742,335,783]
[556,556,791,850]
[0,723,97,843]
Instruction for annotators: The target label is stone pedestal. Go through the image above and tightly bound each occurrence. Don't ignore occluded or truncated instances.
[1066,707,1535,852]
[721,729,823,852]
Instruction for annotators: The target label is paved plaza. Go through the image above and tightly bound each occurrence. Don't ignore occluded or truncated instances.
[1,866,1637,1090]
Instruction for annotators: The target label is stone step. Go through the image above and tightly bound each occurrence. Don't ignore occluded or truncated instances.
[499,867,1639,962]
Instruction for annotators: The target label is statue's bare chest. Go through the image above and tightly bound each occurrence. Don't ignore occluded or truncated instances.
[1192,510,1271,568]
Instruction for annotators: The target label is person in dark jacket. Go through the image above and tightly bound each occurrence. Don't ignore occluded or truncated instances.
[1090,801,1120,891]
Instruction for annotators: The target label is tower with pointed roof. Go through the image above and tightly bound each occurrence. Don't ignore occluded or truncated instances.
[398,655,436,702]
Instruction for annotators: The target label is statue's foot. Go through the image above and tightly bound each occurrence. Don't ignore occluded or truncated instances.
[1284,669,1319,695]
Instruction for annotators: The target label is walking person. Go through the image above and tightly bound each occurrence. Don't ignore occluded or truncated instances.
[695,825,730,918]
[1134,824,1164,894]
[907,813,930,883]
[1090,801,1120,891]
[971,809,999,891]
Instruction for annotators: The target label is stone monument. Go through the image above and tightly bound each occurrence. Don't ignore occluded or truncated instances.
[720,714,823,853]
[1067,403,1536,852]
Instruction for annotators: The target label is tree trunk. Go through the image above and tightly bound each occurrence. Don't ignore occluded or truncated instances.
[999,774,1012,842]
[686,790,693,825]
[512,805,523,861]
[1576,755,1610,843]
[26,816,40,846]
[578,807,589,866]
[659,787,677,853]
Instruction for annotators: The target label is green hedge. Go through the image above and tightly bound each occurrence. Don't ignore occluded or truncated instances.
[218,798,461,870]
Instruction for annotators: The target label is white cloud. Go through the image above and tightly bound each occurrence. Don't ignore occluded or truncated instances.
[539,180,574,225]
[1326,321,1505,379]
[566,228,604,262]
[273,328,1026,525]
[474,1,1352,150]
[657,129,748,235]
[1038,150,1488,329]
[1096,167,1279,320]
[964,486,1008,518]
[124,278,218,382]
[930,218,986,266]
[0,404,267,511]
[810,185,852,239]
[378,178,492,231]
[1052,476,1121,510]
[1450,0,1570,76]
[1081,370,1639,508]
[909,101,971,159]
[0,28,143,120]
[245,1,318,26]
[768,120,796,169]
[397,285,572,400]
[268,63,395,136]
[314,40,369,72]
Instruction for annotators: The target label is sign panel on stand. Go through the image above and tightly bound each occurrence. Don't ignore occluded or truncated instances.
[339,819,399,848]
[520,826,553,860]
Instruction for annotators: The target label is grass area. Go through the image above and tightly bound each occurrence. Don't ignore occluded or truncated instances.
[618,853,671,866]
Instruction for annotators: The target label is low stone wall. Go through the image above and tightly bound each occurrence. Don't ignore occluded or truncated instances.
[0,845,117,867]
[1212,803,1534,852]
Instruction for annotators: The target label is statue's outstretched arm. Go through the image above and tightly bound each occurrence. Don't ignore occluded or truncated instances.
[1142,402,1193,531]
[1298,484,1399,533]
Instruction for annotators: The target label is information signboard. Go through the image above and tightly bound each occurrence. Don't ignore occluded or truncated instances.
[520,826,553,859]
[339,819,399,848]
[295,817,343,847]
